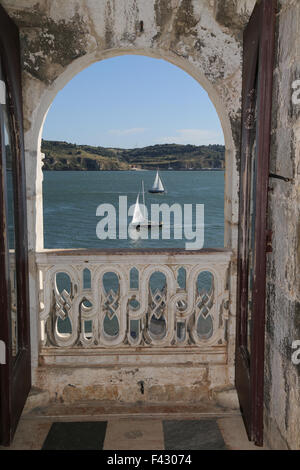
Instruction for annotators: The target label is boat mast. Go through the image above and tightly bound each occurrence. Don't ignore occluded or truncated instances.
[142,180,146,218]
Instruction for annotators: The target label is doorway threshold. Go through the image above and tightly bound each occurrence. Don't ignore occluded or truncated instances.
[23,400,240,423]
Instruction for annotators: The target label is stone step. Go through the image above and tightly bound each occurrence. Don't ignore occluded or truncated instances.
[23,398,240,422]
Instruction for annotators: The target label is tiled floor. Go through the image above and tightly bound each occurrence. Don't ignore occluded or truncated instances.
[0,415,268,450]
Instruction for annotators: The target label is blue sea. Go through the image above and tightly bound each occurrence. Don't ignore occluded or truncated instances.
[43,170,225,250]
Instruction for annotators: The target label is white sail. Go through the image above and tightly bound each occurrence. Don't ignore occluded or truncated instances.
[152,170,164,192]
[132,193,147,225]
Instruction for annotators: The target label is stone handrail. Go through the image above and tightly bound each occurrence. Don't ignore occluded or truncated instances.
[36,249,231,361]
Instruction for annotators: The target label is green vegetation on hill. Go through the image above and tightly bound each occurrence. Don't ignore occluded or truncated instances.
[41,140,225,171]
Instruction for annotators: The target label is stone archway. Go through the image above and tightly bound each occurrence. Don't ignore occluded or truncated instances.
[28,47,237,248]
[1,0,256,387]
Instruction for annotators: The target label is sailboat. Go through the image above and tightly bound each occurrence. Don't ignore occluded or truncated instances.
[131,181,162,229]
[149,169,165,194]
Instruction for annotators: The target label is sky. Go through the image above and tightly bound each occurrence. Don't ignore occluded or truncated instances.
[42,55,224,149]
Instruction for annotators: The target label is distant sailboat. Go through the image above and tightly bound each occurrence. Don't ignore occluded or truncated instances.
[131,193,147,227]
[149,170,165,194]
[131,181,162,229]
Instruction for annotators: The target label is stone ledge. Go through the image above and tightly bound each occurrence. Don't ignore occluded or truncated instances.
[23,399,240,421]
[212,387,240,410]
[23,387,50,414]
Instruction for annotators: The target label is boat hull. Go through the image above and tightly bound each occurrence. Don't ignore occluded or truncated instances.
[148,190,165,194]
[134,222,163,230]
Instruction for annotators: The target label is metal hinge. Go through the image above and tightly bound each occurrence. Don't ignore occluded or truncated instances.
[269,173,291,183]
[266,230,273,253]
[0,80,6,105]
[0,340,6,364]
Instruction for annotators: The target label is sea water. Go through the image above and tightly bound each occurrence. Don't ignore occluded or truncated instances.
[43,170,224,250]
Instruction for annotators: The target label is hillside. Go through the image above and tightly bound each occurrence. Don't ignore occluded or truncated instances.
[41,140,225,171]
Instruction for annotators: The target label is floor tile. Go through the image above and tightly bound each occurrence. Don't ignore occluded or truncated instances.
[42,421,107,450]
[217,416,269,450]
[104,419,164,450]
[0,420,52,450]
[163,419,227,450]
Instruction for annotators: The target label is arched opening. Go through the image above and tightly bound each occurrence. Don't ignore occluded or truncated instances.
[37,53,232,252]
[26,49,239,405]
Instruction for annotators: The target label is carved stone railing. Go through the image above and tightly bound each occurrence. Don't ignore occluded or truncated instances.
[36,249,232,365]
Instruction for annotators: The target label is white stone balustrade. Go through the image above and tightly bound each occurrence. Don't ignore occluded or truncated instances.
[36,249,232,365]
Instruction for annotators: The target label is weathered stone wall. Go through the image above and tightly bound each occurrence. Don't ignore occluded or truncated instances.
[34,363,233,406]
[265,0,300,450]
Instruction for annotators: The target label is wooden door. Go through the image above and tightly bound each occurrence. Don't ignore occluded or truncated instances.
[0,4,31,446]
[235,0,276,447]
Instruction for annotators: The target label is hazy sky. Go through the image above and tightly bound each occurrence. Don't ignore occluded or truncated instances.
[43,55,224,149]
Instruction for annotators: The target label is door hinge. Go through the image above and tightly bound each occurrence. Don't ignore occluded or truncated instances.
[269,173,291,183]
[0,80,6,105]
[0,340,6,364]
[266,230,273,253]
